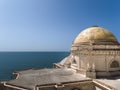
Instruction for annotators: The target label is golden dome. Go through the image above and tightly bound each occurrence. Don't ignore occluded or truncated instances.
[73,26,119,45]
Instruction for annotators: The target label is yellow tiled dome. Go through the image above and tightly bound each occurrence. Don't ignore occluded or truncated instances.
[73,26,118,45]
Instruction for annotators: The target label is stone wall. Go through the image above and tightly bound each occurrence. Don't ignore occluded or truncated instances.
[37,80,93,90]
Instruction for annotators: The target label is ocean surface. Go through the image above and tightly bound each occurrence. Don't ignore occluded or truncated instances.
[0,52,69,80]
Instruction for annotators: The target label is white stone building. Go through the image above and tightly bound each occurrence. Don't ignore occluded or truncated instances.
[55,26,120,78]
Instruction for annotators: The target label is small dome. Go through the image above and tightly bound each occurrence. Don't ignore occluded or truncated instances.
[73,26,119,45]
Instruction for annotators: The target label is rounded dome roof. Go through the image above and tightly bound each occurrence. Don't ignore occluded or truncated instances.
[73,26,119,45]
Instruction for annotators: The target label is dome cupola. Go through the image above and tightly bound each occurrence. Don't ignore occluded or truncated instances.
[73,26,119,46]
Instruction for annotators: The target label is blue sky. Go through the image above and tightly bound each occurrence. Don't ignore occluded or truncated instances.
[0,0,120,51]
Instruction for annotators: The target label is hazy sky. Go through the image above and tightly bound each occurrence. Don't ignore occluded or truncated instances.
[0,0,120,51]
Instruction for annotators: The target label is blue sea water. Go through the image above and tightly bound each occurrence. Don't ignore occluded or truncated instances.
[0,52,69,80]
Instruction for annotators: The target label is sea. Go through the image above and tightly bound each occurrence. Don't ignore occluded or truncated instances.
[0,52,69,80]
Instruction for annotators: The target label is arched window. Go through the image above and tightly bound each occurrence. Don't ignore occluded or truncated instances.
[71,59,78,69]
[110,61,119,68]
[72,59,77,64]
